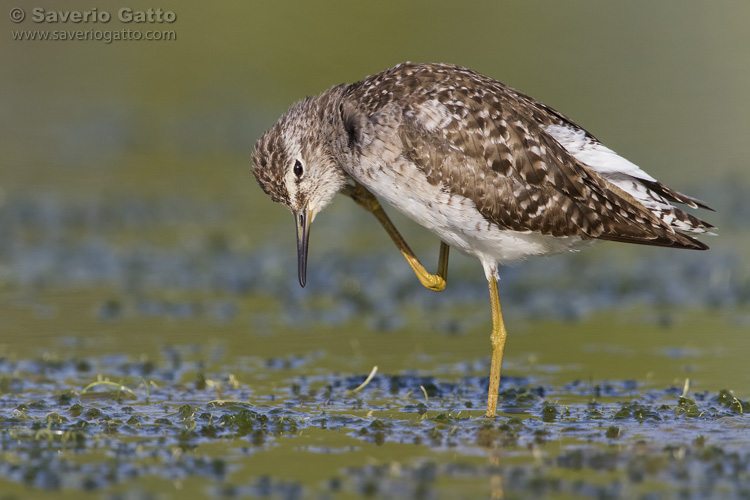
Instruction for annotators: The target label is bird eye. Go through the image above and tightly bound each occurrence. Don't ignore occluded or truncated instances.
[293,160,304,178]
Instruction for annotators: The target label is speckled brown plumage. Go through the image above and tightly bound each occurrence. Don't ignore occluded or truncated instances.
[336,62,712,249]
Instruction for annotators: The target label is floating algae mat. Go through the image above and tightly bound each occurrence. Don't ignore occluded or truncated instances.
[1,196,749,499]
[1,308,750,499]
[0,361,749,499]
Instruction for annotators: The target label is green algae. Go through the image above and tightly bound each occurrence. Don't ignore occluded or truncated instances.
[2,340,750,499]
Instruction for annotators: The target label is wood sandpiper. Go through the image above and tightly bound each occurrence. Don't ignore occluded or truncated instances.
[252,62,713,417]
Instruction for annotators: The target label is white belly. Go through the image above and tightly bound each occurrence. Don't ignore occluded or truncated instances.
[349,158,587,280]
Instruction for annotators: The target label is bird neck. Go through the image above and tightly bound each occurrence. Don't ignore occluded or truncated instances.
[308,85,355,178]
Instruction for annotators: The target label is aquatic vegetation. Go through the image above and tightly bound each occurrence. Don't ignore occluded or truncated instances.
[1,351,749,499]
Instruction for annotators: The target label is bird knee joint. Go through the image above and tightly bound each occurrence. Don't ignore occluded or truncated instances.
[489,332,506,349]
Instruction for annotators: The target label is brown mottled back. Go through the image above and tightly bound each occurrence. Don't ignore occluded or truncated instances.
[339,62,711,248]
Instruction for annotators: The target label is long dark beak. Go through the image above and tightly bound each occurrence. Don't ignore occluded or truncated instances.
[295,207,311,288]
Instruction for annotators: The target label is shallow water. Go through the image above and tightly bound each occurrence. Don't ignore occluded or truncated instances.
[2,315,750,500]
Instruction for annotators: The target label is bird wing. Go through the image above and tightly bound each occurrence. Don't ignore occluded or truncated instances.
[407,98,710,248]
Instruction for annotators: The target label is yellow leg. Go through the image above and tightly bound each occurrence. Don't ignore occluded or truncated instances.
[486,275,508,418]
[342,182,449,292]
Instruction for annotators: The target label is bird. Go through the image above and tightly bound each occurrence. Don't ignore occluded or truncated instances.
[251,62,713,418]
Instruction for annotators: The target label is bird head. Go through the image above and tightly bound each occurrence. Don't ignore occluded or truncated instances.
[252,96,348,287]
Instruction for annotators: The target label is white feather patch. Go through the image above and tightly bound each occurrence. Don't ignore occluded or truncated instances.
[544,124,656,181]
[407,99,453,132]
